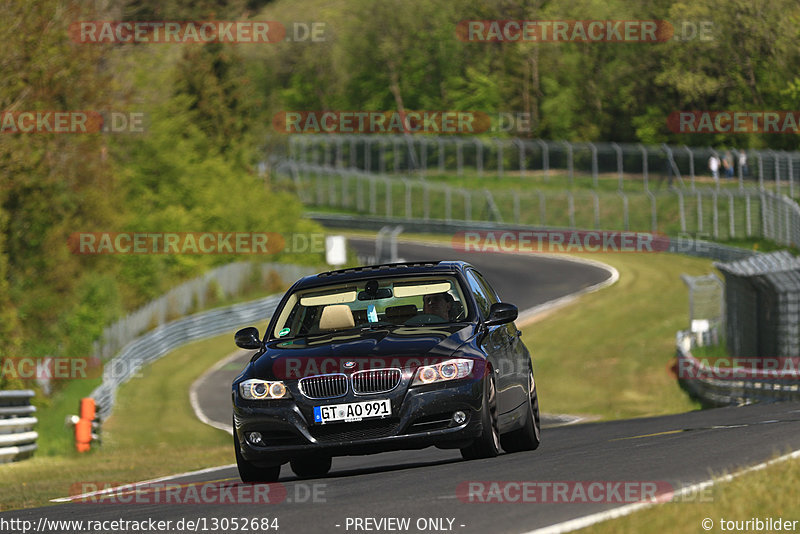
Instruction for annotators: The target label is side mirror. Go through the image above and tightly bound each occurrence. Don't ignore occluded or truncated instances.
[484,302,518,326]
[235,327,262,350]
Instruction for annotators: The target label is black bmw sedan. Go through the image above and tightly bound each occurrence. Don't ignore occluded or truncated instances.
[232,261,540,481]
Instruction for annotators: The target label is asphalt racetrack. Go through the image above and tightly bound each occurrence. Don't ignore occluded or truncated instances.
[5,239,800,533]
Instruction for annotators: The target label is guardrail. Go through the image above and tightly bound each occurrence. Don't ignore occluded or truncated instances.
[0,390,38,463]
[675,330,800,407]
[91,267,317,421]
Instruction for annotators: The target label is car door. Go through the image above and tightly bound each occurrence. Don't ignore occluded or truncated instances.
[465,269,515,414]
[471,269,528,411]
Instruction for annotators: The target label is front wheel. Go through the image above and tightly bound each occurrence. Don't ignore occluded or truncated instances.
[234,433,281,482]
[460,374,500,460]
[500,367,541,452]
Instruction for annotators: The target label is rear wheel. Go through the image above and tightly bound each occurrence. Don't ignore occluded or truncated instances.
[290,455,332,478]
[460,374,500,460]
[500,367,541,452]
[234,433,281,482]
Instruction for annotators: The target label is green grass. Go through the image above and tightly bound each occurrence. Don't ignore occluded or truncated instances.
[525,252,712,419]
[581,454,800,534]
[0,332,235,512]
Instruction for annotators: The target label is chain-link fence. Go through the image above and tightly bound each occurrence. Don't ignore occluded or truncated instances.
[288,135,800,195]
[274,161,800,248]
[714,251,800,359]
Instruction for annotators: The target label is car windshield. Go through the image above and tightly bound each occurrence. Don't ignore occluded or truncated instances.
[270,275,467,339]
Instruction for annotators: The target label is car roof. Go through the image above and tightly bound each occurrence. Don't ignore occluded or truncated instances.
[290,260,474,290]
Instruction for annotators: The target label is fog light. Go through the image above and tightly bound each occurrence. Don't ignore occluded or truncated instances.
[247,431,264,445]
[453,411,466,424]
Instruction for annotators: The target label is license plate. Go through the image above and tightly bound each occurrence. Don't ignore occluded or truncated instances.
[313,399,391,424]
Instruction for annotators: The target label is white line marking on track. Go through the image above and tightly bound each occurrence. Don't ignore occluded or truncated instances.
[523,449,800,534]
[50,463,237,503]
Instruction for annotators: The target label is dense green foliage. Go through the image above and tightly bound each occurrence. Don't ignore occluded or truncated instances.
[2,0,799,391]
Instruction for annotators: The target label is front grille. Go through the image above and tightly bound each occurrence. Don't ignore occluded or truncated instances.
[309,419,399,442]
[299,373,348,399]
[352,368,402,394]
[261,430,306,446]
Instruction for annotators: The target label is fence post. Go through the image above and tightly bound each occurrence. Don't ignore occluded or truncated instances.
[640,144,649,192]
[757,152,765,190]
[369,175,377,214]
[539,191,547,225]
[445,187,452,221]
[497,138,504,178]
[727,191,735,239]
[513,191,521,224]
[536,140,549,182]
[404,179,412,219]
[592,192,600,229]
[712,190,719,239]
[772,150,781,195]
[648,190,658,233]
[676,189,686,232]
[423,182,430,221]
[567,191,575,228]
[515,139,526,175]
[385,177,392,218]
[618,191,629,230]
[589,142,598,188]
[683,145,695,190]
[612,142,623,191]
[789,153,795,199]
[476,139,484,178]
[438,138,445,172]
[745,192,752,236]
[456,140,464,177]
[564,141,574,186]
[697,191,704,233]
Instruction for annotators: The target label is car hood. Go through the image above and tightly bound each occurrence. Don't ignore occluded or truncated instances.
[252,323,476,379]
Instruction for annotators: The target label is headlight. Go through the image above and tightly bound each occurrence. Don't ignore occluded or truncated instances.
[239,379,291,400]
[412,359,474,385]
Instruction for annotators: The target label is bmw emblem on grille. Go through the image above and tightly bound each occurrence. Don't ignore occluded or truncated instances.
[343,361,356,369]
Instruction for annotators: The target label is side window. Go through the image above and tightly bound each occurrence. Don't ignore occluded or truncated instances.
[472,271,500,306]
[465,270,492,318]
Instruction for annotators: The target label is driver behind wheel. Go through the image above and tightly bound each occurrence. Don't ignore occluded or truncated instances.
[423,292,454,321]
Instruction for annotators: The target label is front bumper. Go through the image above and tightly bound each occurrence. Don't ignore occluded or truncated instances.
[233,377,485,466]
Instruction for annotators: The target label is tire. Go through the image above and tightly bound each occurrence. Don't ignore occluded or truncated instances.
[460,373,500,460]
[500,366,541,453]
[234,432,281,483]
[290,455,332,478]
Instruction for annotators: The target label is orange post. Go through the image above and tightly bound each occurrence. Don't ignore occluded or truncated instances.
[75,397,96,452]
